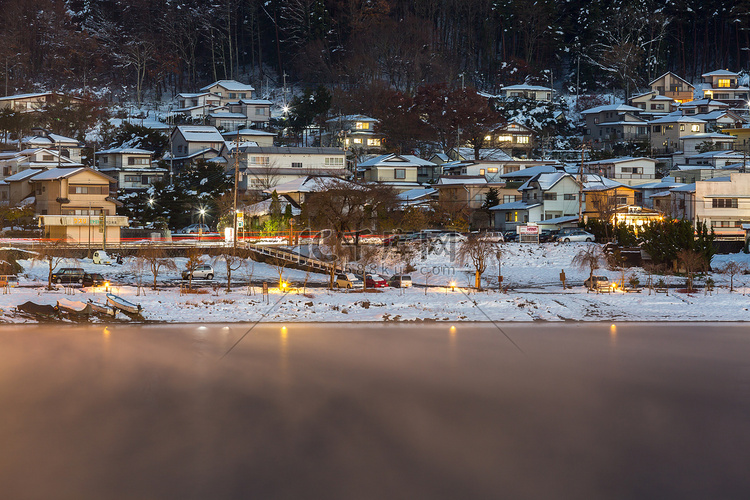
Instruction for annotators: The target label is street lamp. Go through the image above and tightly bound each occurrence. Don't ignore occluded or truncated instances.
[199,208,206,241]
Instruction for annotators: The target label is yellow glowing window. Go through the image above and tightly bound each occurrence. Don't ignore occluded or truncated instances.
[353,138,362,144]
[480,169,485,175]
[691,124,700,132]
[497,135,513,142]
[488,167,498,173]
[718,79,731,88]
[517,136,530,144]
[355,122,370,130]
[484,135,492,141]
[367,138,380,146]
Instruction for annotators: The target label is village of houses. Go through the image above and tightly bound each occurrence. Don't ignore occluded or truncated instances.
[3,71,750,322]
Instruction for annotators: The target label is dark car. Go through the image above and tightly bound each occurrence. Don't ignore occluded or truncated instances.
[503,231,519,242]
[51,268,87,285]
[87,273,109,287]
[539,229,557,243]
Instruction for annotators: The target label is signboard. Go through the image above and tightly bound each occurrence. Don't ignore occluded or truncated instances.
[518,225,539,235]
[236,212,244,228]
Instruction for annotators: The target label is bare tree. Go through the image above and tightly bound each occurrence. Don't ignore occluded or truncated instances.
[33,239,70,290]
[718,261,747,292]
[129,253,148,296]
[677,249,706,292]
[573,245,605,289]
[213,249,243,292]
[456,234,498,289]
[184,248,204,289]
[356,245,382,290]
[138,243,177,290]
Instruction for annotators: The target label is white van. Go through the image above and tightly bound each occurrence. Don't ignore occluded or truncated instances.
[93,250,112,265]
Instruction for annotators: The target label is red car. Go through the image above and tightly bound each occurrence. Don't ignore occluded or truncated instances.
[365,274,388,288]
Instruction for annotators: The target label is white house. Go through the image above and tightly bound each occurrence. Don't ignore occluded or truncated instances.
[199,80,255,105]
[0,148,81,179]
[357,154,434,186]
[695,173,750,238]
[230,146,348,191]
[500,84,553,101]
[583,157,657,186]
[96,148,166,191]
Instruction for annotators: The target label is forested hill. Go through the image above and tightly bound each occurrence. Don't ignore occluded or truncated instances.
[3,0,748,99]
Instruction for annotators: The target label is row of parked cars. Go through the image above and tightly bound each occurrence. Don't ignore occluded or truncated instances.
[335,273,412,289]
[51,268,108,286]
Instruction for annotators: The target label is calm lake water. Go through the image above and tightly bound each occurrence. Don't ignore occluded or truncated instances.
[0,322,748,499]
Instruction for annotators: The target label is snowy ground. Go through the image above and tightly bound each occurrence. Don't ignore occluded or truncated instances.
[4,242,750,323]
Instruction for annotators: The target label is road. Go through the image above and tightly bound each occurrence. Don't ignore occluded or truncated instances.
[0,322,748,499]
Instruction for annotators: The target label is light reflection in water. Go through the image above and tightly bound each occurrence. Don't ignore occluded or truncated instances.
[449,325,457,368]
[610,324,617,347]
[280,326,289,387]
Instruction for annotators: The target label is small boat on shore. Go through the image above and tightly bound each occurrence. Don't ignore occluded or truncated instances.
[88,300,117,318]
[16,301,59,320]
[106,293,142,316]
[56,298,92,321]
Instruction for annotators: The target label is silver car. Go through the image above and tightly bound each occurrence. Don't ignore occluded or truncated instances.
[182,264,214,280]
[559,229,595,243]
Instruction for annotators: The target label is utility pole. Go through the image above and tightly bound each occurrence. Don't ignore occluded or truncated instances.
[578,143,586,223]
[233,129,240,255]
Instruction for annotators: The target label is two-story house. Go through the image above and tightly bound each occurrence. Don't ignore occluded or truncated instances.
[701,70,749,107]
[323,115,384,152]
[582,104,648,149]
[583,157,657,187]
[485,122,534,158]
[96,148,167,191]
[22,128,85,164]
[694,173,750,238]
[0,148,81,180]
[231,146,348,191]
[221,129,276,148]
[582,175,637,221]
[648,72,695,103]
[679,99,745,131]
[0,92,85,113]
[199,80,255,105]
[169,125,225,169]
[173,92,222,118]
[491,172,580,231]
[225,99,272,128]
[32,167,128,244]
[629,92,678,118]
[649,113,706,154]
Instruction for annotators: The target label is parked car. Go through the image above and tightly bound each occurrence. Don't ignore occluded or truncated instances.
[51,268,87,285]
[335,273,364,289]
[92,250,112,265]
[182,264,214,280]
[503,231,519,242]
[365,274,388,288]
[584,275,610,290]
[539,230,557,243]
[559,229,595,243]
[87,273,109,287]
[180,223,211,234]
[554,227,580,241]
[437,231,467,243]
[388,275,413,288]
[382,234,402,247]
[477,231,504,243]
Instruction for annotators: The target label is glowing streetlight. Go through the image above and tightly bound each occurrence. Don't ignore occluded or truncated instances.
[199,208,206,241]
[449,281,457,292]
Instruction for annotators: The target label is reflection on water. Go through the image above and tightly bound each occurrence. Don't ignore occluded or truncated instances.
[0,322,748,500]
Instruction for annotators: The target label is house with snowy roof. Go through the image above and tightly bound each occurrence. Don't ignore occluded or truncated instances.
[357,154,434,187]
[485,122,534,157]
[95,148,166,191]
[649,113,706,154]
[0,92,85,113]
[694,172,750,238]
[0,148,81,180]
[678,99,745,131]
[629,92,678,118]
[29,166,128,244]
[173,92,221,118]
[225,99,272,128]
[199,80,255,105]
[0,168,44,206]
[648,72,695,103]
[677,132,736,158]
[220,129,275,148]
[499,84,553,102]
[323,115,384,152]
[582,104,648,150]
[581,175,637,221]
[229,146,348,191]
[22,128,85,163]
[631,177,686,209]
[168,126,225,169]
[582,157,657,187]
[700,70,749,106]
[490,172,580,231]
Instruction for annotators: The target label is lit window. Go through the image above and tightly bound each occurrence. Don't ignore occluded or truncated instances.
[355,122,370,130]
[517,136,530,144]
[353,138,362,144]
[691,124,701,132]
[479,169,485,175]
[497,135,513,142]
[488,167,498,173]
[680,124,685,131]
[718,79,731,88]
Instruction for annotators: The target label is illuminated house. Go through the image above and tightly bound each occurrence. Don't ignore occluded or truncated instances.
[648,72,695,103]
[485,122,534,158]
[649,114,706,154]
[629,92,678,118]
[499,84,553,102]
[700,70,749,107]
[582,104,648,150]
[324,115,383,152]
